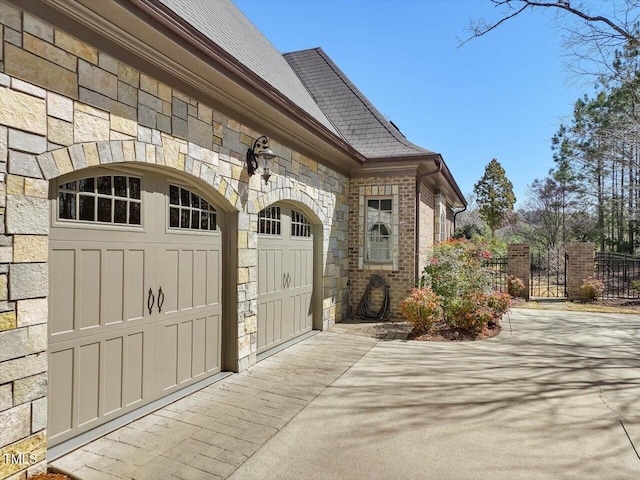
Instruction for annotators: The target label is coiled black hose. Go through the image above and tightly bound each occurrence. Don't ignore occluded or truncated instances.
[356,274,391,321]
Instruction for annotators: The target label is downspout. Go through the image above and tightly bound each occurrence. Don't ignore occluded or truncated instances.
[415,158,442,281]
[453,205,467,233]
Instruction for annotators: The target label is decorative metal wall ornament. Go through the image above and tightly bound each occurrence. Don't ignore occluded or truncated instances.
[246,135,276,185]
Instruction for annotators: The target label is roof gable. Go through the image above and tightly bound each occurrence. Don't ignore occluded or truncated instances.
[284,48,436,159]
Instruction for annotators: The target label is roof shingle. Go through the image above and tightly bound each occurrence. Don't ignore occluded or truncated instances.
[284,48,436,159]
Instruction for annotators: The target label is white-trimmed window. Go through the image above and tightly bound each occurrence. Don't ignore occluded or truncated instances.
[366,198,392,262]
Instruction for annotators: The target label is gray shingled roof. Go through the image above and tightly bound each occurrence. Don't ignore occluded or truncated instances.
[284,48,436,159]
[157,0,340,137]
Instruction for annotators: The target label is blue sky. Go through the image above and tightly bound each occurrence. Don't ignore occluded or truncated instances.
[234,0,593,206]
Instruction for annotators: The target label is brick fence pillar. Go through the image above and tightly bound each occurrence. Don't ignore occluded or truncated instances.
[566,242,595,301]
[507,243,530,300]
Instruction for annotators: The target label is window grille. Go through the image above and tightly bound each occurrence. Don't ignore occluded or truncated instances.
[58,175,142,225]
[168,184,217,231]
[291,209,311,237]
[258,206,281,235]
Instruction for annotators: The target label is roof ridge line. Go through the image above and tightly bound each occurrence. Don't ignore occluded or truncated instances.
[283,48,346,143]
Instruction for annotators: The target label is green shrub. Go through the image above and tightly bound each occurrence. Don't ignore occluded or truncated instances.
[631,280,640,295]
[400,287,443,335]
[506,275,525,297]
[424,239,493,311]
[447,293,494,333]
[580,276,605,302]
[413,239,510,335]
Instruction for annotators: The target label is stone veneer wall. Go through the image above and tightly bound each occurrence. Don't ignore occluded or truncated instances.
[0,3,349,478]
[348,176,416,319]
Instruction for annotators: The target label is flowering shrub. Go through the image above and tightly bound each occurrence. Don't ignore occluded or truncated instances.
[580,276,605,302]
[400,287,443,334]
[403,239,510,335]
[423,240,494,311]
[447,293,494,333]
[506,275,525,297]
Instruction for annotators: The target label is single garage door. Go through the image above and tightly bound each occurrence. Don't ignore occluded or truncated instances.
[257,204,313,353]
[48,167,222,446]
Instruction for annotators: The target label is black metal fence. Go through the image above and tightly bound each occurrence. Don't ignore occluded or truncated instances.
[595,252,640,299]
[482,256,508,293]
[530,249,567,298]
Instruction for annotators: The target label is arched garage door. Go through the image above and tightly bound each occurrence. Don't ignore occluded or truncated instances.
[257,204,314,353]
[48,167,223,446]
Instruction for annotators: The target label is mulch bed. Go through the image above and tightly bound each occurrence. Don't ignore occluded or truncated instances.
[31,474,70,480]
[408,321,501,342]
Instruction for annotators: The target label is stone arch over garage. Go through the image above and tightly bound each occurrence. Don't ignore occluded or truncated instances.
[253,187,327,225]
[34,140,241,212]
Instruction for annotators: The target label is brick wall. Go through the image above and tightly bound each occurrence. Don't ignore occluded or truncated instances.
[507,243,530,300]
[349,176,416,319]
[0,2,349,476]
[566,242,595,300]
[417,183,434,276]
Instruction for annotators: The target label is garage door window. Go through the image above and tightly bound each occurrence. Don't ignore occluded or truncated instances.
[291,209,311,237]
[58,175,141,225]
[168,184,217,231]
[258,206,281,235]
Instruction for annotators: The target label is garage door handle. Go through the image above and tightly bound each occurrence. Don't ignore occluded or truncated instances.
[158,287,165,313]
[283,272,291,289]
[147,288,155,315]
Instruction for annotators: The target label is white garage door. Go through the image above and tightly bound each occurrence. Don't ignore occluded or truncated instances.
[48,168,222,446]
[257,204,313,353]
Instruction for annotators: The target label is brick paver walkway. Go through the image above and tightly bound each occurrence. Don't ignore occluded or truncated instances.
[50,332,376,480]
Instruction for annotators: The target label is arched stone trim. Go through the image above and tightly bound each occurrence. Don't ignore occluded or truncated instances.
[253,187,327,225]
[34,140,241,212]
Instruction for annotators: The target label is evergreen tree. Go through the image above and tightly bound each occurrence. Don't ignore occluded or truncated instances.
[473,159,516,238]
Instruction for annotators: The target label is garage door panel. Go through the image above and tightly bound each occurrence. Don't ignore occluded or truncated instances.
[192,317,206,377]
[159,323,179,392]
[205,313,220,372]
[125,330,146,407]
[258,245,284,295]
[105,249,125,325]
[207,249,220,305]
[193,250,207,308]
[178,250,194,311]
[49,348,74,440]
[79,249,101,330]
[160,249,179,314]
[104,337,123,415]
[177,320,193,384]
[156,312,222,395]
[50,248,76,336]
[78,342,100,427]
[124,249,145,322]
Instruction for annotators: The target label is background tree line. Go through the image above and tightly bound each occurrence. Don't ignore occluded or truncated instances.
[457,1,640,254]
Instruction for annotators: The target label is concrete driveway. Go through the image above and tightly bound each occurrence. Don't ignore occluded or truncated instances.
[230,309,640,480]
[52,309,640,480]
